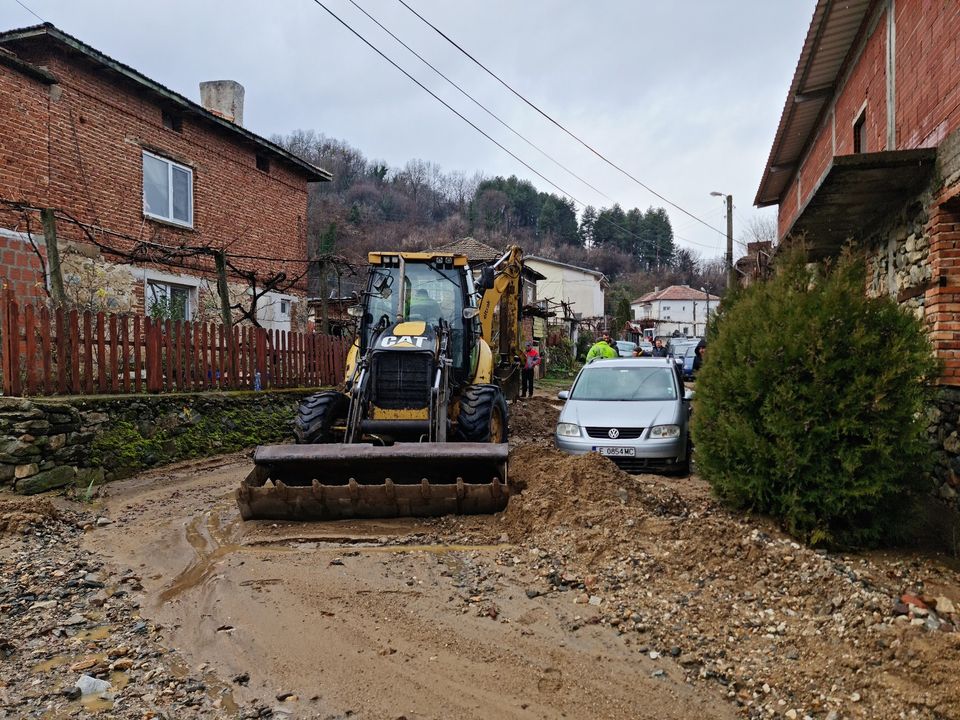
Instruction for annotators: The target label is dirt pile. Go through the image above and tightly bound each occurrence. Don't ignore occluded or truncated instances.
[493,444,960,718]
[0,496,60,535]
[508,396,562,444]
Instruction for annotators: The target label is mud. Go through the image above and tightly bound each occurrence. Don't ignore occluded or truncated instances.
[3,388,958,717]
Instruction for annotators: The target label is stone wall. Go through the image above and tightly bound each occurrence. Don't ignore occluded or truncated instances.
[0,389,318,494]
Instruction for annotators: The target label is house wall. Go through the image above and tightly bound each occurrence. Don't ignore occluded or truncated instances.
[0,39,315,328]
[779,3,960,239]
[526,259,604,318]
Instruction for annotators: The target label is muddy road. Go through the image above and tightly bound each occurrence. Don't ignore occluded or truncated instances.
[4,394,960,718]
[79,448,735,720]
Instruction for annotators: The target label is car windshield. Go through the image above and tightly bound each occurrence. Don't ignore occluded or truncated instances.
[570,366,678,401]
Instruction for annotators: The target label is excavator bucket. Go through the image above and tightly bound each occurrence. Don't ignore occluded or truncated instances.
[236,443,509,521]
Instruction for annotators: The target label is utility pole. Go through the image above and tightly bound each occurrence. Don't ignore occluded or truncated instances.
[725,194,735,291]
[710,191,735,290]
[41,209,65,306]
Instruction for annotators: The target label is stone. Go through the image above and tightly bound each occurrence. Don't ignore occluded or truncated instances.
[588,595,602,606]
[74,468,106,488]
[525,589,539,599]
[76,674,112,696]
[63,613,86,626]
[0,464,13,483]
[935,596,956,614]
[15,465,75,495]
[48,433,67,450]
[939,483,957,500]
[14,463,39,479]
[95,517,112,527]
[785,710,798,720]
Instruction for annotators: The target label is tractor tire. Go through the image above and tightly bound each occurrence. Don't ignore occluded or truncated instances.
[294,391,349,444]
[456,384,508,443]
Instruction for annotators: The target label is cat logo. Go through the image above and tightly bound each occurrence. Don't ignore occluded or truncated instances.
[381,335,428,348]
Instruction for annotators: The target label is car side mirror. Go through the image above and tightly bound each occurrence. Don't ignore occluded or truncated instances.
[557,390,569,400]
[684,389,695,401]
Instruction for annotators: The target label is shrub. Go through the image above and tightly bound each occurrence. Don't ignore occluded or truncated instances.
[576,331,595,362]
[691,248,938,548]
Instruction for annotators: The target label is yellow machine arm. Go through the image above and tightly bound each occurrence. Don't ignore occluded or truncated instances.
[478,245,524,365]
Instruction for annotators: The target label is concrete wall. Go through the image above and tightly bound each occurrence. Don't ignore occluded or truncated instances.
[0,389,317,494]
[526,259,604,318]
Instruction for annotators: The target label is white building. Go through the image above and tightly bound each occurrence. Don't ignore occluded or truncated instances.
[631,285,720,337]
[525,256,607,319]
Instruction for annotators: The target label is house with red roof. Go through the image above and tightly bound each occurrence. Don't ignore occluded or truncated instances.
[631,285,720,338]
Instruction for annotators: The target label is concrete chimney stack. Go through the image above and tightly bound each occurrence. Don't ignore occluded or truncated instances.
[199,80,244,126]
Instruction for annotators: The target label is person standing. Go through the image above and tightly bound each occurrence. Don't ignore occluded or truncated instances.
[651,338,668,357]
[520,341,541,398]
[586,332,618,363]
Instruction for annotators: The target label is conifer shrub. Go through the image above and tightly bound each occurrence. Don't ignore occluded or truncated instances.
[691,248,938,547]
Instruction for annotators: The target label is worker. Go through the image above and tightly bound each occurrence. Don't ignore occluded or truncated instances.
[519,341,541,398]
[408,288,442,323]
[586,332,618,363]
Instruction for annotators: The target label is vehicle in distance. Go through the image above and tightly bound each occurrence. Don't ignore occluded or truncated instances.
[615,340,637,357]
[554,357,691,474]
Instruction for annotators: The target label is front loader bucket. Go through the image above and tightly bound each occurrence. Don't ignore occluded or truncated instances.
[237,442,509,521]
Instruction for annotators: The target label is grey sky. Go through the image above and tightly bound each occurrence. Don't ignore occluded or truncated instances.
[3,0,813,258]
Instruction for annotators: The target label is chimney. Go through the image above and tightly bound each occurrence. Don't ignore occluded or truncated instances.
[199,80,244,126]
[654,286,660,293]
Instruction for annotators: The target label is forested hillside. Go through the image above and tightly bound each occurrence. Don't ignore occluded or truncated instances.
[273,130,728,301]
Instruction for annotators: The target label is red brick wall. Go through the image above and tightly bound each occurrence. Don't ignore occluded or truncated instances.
[925,203,960,383]
[0,233,47,305]
[0,37,314,309]
[779,3,960,236]
[895,1,960,150]
[0,60,51,228]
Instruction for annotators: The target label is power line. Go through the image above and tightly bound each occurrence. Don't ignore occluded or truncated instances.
[394,0,728,239]
[345,0,612,203]
[307,0,578,203]
[12,0,44,23]
[307,1,722,256]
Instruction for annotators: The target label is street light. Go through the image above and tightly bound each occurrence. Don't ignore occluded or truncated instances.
[710,191,735,289]
[700,286,709,337]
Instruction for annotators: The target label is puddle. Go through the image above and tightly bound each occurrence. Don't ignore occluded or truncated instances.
[73,625,113,642]
[31,655,71,673]
[159,510,249,603]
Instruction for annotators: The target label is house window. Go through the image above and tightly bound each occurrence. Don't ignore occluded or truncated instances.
[256,153,270,173]
[143,150,193,226]
[280,300,289,316]
[147,281,192,321]
[162,110,182,132]
[662,305,670,311]
[853,110,867,153]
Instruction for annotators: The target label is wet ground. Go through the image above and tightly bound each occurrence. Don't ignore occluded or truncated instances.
[78,452,736,719]
[4,392,960,718]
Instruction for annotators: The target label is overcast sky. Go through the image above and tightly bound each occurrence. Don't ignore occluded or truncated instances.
[3,0,814,259]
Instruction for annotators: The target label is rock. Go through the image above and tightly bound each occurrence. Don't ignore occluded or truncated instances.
[525,589,539,599]
[76,673,112,696]
[850,691,862,702]
[61,686,82,701]
[785,646,799,660]
[902,594,927,609]
[935,596,956,614]
[785,710,798,720]
[677,653,698,666]
[95,517,112,527]
[588,595,602,606]
[63,613,86,626]
[14,463,38,479]
[74,468,106,488]
[233,672,250,686]
[48,433,67,450]
[16,465,75,495]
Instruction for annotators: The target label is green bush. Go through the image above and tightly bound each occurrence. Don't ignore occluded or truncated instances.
[576,331,595,362]
[691,248,938,548]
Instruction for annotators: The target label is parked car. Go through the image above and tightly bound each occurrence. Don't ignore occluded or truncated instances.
[554,357,692,474]
[615,340,637,357]
[680,343,699,380]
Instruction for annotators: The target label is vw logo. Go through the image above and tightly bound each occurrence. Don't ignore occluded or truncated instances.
[607,428,620,439]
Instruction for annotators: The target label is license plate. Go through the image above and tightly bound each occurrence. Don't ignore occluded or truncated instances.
[595,446,636,457]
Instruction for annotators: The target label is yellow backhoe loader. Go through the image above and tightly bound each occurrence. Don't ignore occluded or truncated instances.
[236,246,526,520]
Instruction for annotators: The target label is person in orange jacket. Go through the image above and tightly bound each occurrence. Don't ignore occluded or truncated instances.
[520,341,541,398]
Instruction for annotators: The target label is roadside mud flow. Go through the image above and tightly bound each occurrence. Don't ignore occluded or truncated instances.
[2,390,960,717]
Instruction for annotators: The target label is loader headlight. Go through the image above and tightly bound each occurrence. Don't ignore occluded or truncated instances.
[649,424,680,438]
[556,422,581,437]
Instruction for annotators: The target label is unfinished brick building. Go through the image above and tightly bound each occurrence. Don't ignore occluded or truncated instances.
[756,1,960,500]
[0,23,330,330]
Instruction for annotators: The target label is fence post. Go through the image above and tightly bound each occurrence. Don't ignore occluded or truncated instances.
[41,209,66,307]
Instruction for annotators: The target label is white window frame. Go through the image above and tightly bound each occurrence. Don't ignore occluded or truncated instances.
[136,269,201,322]
[142,150,194,227]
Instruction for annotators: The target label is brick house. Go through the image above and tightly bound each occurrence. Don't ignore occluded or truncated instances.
[756,1,960,497]
[0,23,330,331]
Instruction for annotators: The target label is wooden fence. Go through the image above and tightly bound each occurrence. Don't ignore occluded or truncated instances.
[0,293,349,397]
